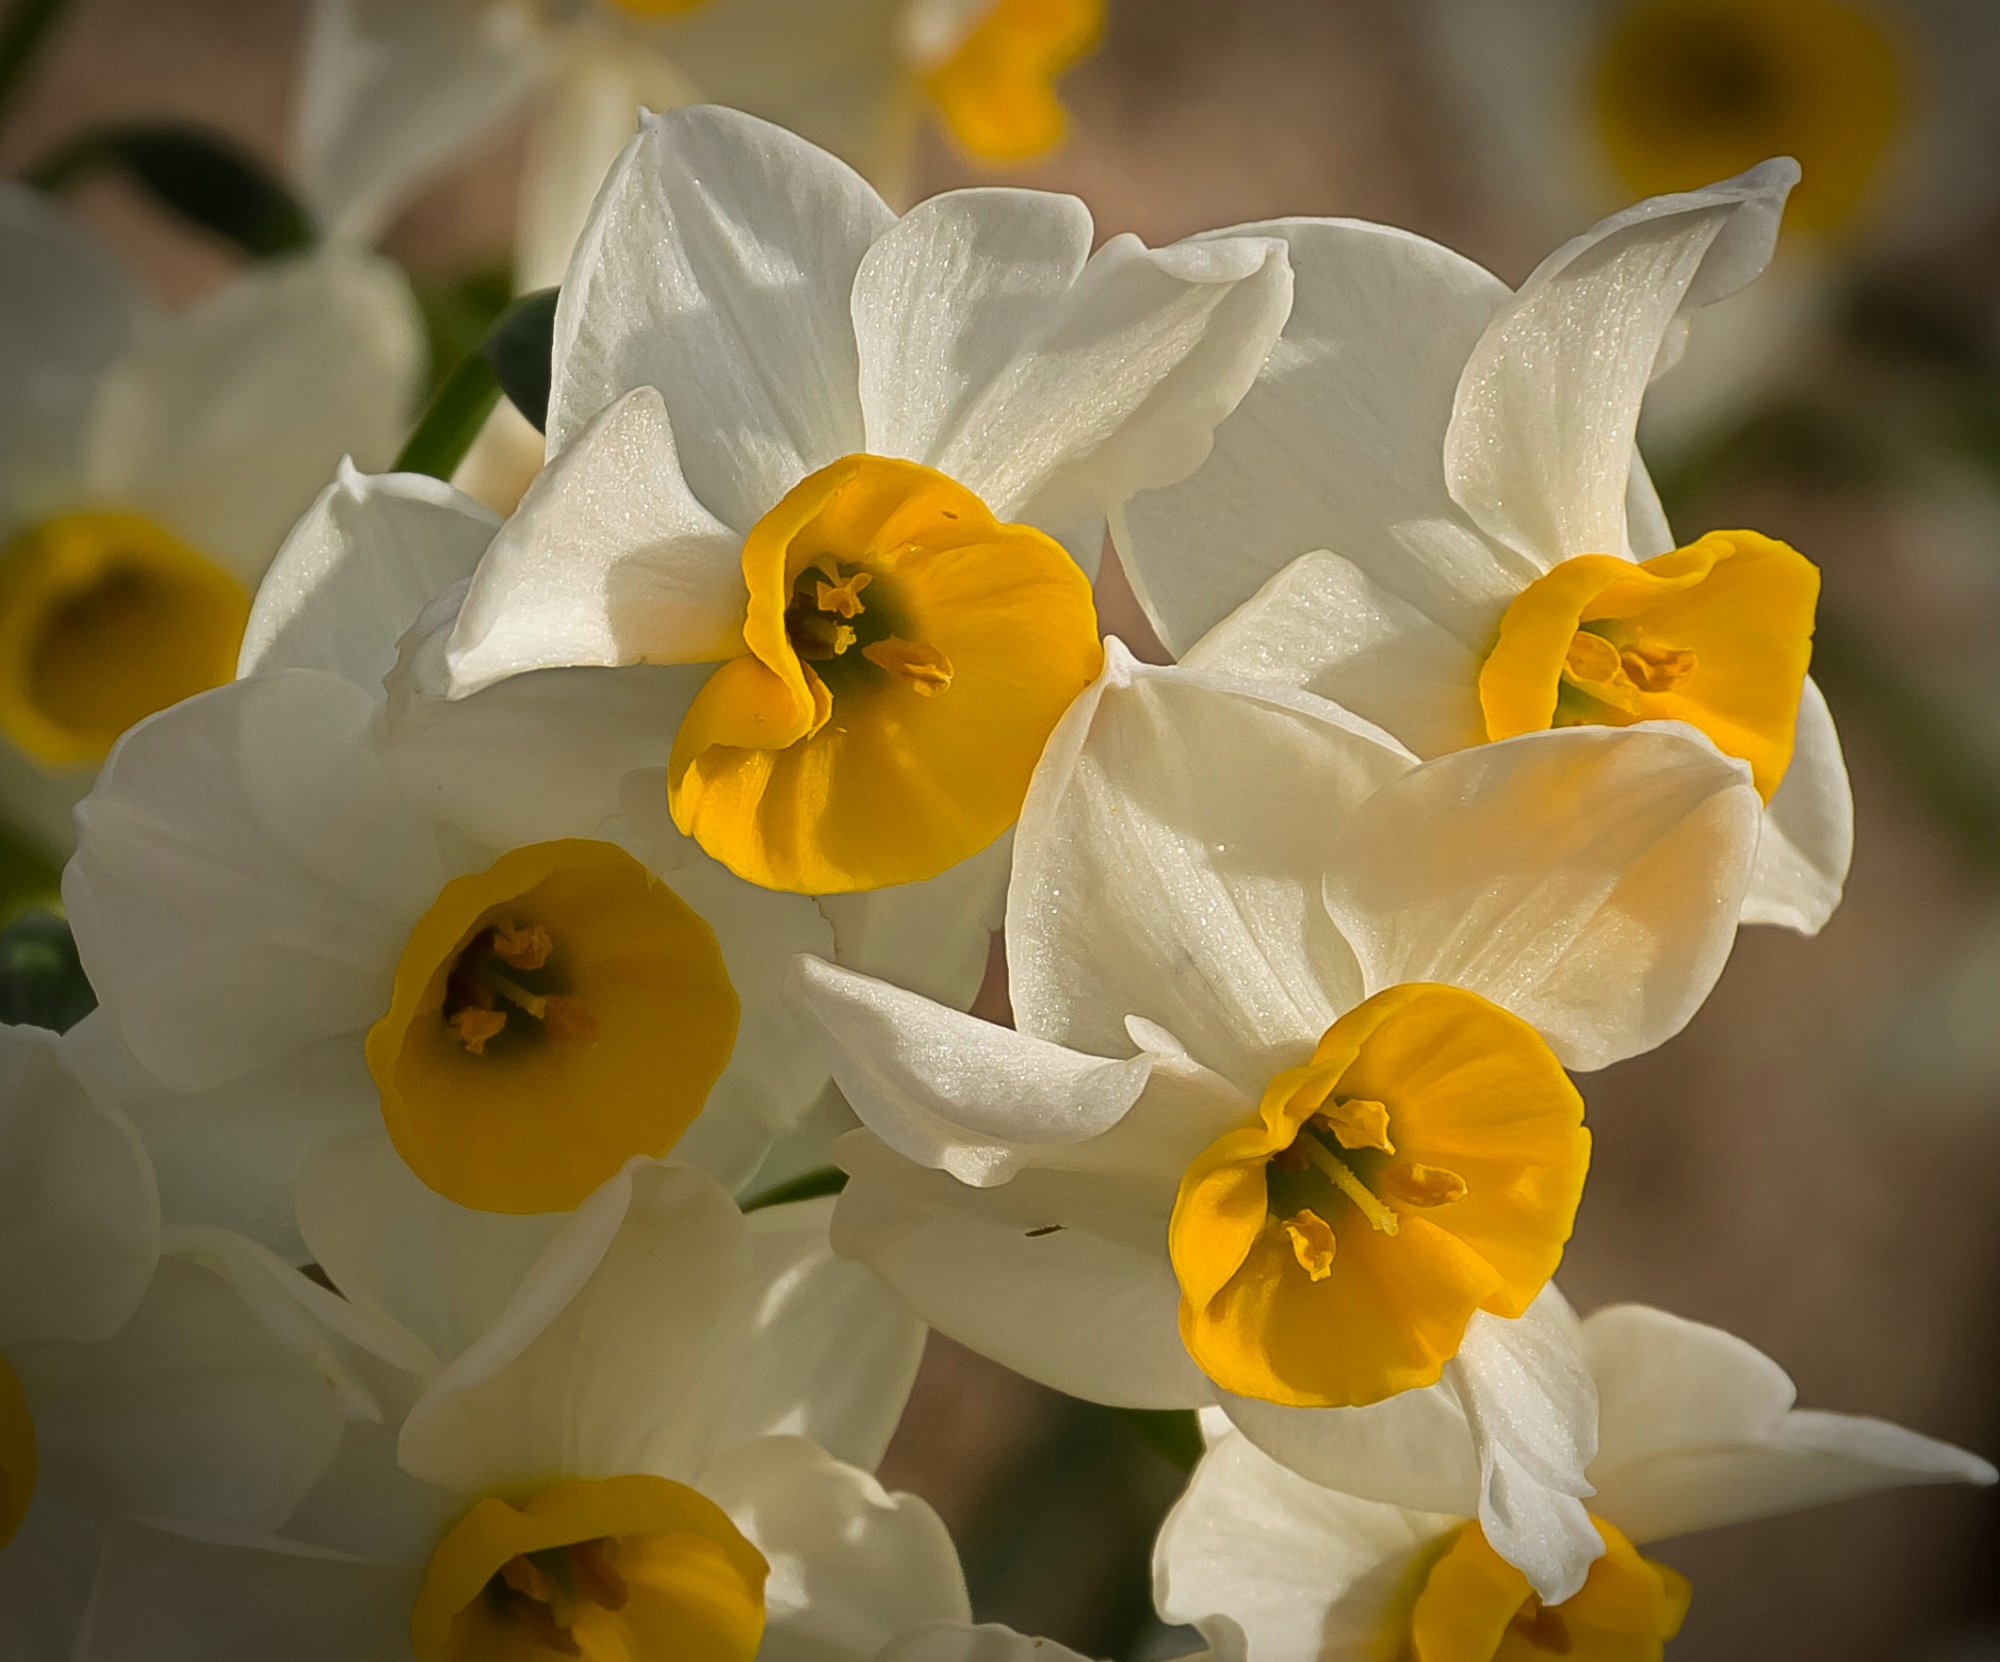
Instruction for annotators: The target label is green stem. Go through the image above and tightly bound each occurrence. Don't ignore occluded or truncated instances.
[393,352,502,482]
[740,1166,848,1213]
[0,0,69,134]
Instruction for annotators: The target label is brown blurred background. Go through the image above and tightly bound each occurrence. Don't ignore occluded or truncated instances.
[6,2,1997,1658]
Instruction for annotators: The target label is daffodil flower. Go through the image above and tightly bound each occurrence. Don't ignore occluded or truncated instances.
[1425,0,2000,438]
[70,1162,988,1662]
[64,463,832,1255]
[1117,163,1853,938]
[0,189,421,853]
[792,648,1765,1599]
[0,1024,365,1661]
[429,106,1293,904]
[299,0,1104,286]
[1156,1299,1995,1662]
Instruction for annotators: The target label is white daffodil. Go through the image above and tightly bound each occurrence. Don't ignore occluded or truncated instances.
[1424,0,2000,438]
[63,460,837,1258]
[71,1161,976,1662]
[1156,1299,1996,1662]
[299,0,1105,287]
[1,1023,366,1660]
[0,187,422,853]
[793,647,1765,1601]
[426,103,1291,926]
[1116,164,1854,940]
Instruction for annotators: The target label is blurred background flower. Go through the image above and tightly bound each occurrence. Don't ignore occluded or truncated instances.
[1,1,1995,1658]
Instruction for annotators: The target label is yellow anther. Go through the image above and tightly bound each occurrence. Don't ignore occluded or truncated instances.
[485,972,548,1021]
[1318,1097,1394,1155]
[1296,1136,1399,1236]
[1280,1209,1337,1282]
[1620,640,1698,693]
[862,636,955,695]
[814,569,872,620]
[1562,629,1627,690]
[491,922,553,972]
[499,1553,555,1604]
[569,1540,630,1612]
[450,1007,507,1055]
[1381,1162,1469,1209]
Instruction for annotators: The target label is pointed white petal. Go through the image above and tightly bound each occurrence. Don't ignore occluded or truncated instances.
[832,1133,1213,1410]
[1585,1303,1996,1545]
[701,1437,970,1659]
[79,1520,418,1662]
[0,1025,156,1346]
[1008,646,1405,1089]
[65,671,446,1091]
[791,955,1155,1186]
[398,1163,750,1494]
[1184,549,1488,758]
[446,386,747,694]
[922,231,1294,530]
[815,835,1011,1012]
[1322,724,1762,1070]
[1155,1428,1448,1662]
[548,106,889,528]
[295,0,541,243]
[719,1196,925,1470]
[240,462,499,689]
[1445,162,1798,568]
[1118,216,1518,656]
[1741,678,1852,934]
[88,252,424,580]
[875,1624,1099,1662]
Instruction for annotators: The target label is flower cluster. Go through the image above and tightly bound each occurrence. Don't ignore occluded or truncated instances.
[1,6,1992,1660]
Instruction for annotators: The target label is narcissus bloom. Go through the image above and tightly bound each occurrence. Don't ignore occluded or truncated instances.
[1156,1300,1996,1662]
[795,648,1764,1597]
[1118,164,1853,937]
[433,106,1291,898]
[299,0,1105,286]
[65,465,830,1253]
[0,1024,359,1661]
[0,188,420,851]
[73,1164,976,1662]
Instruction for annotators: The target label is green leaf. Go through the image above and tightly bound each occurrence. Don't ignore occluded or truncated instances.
[30,121,314,259]
[393,351,502,483]
[484,287,559,433]
[0,908,95,1033]
[739,1166,848,1212]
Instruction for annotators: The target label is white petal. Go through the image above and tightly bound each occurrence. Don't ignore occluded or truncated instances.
[875,1625,1100,1662]
[79,1520,419,1662]
[296,1132,566,1370]
[0,184,143,515]
[0,1025,156,1346]
[1155,1428,1447,1662]
[922,232,1294,530]
[701,1437,970,1662]
[1322,724,1762,1071]
[1117,216,1517,656]
[832,1132,1213,1410]
[1584,1303,1996,1545]
[852,187,1095,468]
[1008,646,1405,1090]
[816,836,1011,1012]
[667,861,838,1191]
[719,1196,925,1470]
[87,251,424,580]
[791,955,1155,1186]
[20,1251,348,1532]
[446,386,747,694]
[63,1016,374,1263]
[65,671,445,1092]
[1444,162,1798,569]
[1741,678,1852,934]
[294,0,542,243]
[398,1163,750,1494]
[240,462,499,689]
[548,106,889,529]
[1184,549,1488,758]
